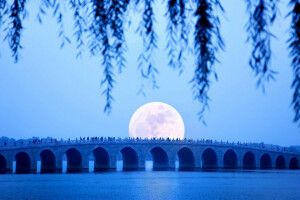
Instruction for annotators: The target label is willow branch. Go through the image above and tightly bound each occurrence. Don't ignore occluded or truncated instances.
[108,0,130,73]
[166,0,179,69]
[5,0,27,62]
[89,0,115,113]
[288,0,300,125]
[137,0,159,91]
[70,0,87,58]
[245,0,278,90]
[192,0,224,123]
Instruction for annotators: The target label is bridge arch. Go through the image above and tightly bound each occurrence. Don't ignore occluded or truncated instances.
[15,151,31,173]
[150,147,169,170]
[0,154,6,173]
[290,157,299,169]
[275,155,286,169]
[40,149,56,173]
[201,148,218,169]
[223,149,238,169]
[177,147,195,171]
[120,146,138,170]
[92,147,110,171]
[260,153,272,169]
[65,148,82,172]
[243,151,256,169]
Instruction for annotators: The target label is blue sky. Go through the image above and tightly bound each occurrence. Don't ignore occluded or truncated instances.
[0,1,299,146]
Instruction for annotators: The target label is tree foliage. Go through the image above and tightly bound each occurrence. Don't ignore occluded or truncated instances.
[288,0,300,124]
[245,0,278,90]
[191,0,224,121]
[0,0,300,125]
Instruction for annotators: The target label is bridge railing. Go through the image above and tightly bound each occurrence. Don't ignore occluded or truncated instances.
[0,137,297,154]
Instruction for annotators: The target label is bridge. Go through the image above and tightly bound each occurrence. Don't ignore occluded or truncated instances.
[0,138,299,173]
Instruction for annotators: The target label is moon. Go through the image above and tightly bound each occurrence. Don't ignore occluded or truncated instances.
[129,102,185,139]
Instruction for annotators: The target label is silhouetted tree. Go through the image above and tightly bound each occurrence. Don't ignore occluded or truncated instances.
[1,0,300,125]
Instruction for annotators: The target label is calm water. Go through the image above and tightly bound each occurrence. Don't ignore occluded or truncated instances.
[1,169,300,200]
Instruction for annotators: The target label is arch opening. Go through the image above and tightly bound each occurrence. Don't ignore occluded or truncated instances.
[65,148,82,173]
[223,149,238,169]
[290,157,299,169]
[260,153,272,169]
[0,154,6,173]
[177,147,195,171]
[201,148,217,169]
[15,152,31,174]
[150,147,169,170]
[93,147,110,172]
[40,150,56,173]
[275,155,286,169]
[120,147,138,171]
[243,151,256,169]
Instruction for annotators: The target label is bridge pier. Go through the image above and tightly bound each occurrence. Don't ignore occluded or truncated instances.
[216,150,223,169]
[30,156,37,173]
[237,152,244,169]
[54,158,63,173]
[162,150,175,171]
[168,155,176,171]
[3,153,13,174]
[237,160,243,169]
[193,150,201,170]
[271,154,278,169]
[138,159,146,171]
[82,151,89,172]
[109,154,117,170]
[254,153,260,169]
[5,160,13,174]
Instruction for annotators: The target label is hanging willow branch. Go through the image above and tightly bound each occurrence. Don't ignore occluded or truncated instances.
[166,0,180,69]
[53,1,72,48]
[192,0,224,122]
[4,0,27,62]
[166,0,190,72]
[137,0,159,90]
[0,0,7,24]
[0,0,7,46]
[288,0,300,125]
[89,0,115,113]
[108,0,130,73]
[178,0,190,71]
[70,0,87,58]
[245,0,278,89]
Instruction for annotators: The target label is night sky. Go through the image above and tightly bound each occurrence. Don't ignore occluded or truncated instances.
[0,1,299,146]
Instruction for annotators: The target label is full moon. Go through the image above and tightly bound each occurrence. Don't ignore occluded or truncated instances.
[129,102,185,139]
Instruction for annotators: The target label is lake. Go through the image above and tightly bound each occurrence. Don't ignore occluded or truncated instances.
[1,166,300,200]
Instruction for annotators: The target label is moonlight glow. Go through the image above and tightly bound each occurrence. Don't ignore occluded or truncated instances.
[129,102,185,139]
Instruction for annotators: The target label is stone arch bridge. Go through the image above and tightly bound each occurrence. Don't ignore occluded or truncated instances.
[0,139,299,173]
